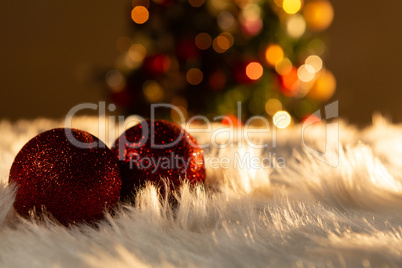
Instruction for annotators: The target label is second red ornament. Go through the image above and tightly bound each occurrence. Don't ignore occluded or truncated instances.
[112,120,206,200]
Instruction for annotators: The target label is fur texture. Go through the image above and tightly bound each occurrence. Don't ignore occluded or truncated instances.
[1,116,402,267]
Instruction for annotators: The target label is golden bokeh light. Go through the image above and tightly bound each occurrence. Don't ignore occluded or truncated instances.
[281,67,299,96]
[308,69,336,101]
[217,36,230,50]
[171,106,188,123]
[265,44,284,67]
[297,64,315,82]
[273,111,291,129]
[189,0,205,8]
[305,55,323,73]
[172,96,188,108]
[217,11,235,30]
[275,57,292,75]
[286,15,306,38]
[265,99,283,116]
[242,4,261,21]
[283,0,302,15]
[105,70,125,92]
[303,0,334,31]
[221,32,234,46]
[186,68,204,85]
[128,44,147,63]
[131,6,149,24]
[245,62,263,80]
[195,33,212,50]
[213,33,233,53]
[143,80,164,102]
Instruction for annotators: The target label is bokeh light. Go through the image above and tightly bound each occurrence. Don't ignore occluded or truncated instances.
[213,32,234,53]
[297,64,315,82]
[106,70,125,92]
[245,62,263,80]
[305,55,323,73]
[217,11,235,30]
[308,69,336,101]
[171,106,188,123]
[286,15,306,38]
[273,111,291,129]
[265,44,284,67]
[131,6,149,24]
[283,0,302,15]
[195,33,212,50]
[242,4,261,20]
[265,99,283,116]
[143,80,164,102]
[275,57,292,75]
[303,0,334,31]
[281,67,299,96]
[242,17,263,36]
[186,68,204,85]
[128,44,147,63]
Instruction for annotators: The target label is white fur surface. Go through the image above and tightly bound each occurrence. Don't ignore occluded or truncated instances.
[1,116,402,267]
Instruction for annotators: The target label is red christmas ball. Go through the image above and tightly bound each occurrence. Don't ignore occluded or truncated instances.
[9,128,122,225]
[112,120,206,199]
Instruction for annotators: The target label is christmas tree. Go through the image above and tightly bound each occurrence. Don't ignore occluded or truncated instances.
[105,0,335,126]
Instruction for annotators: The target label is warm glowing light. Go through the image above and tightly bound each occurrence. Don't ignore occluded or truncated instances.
[242,18,263,36]
[105,70,125,92]
[242,4,261,20]
[171,106,188,122]
[286,15,306,38]
[274,0,283,7]
[128,44,146,63]
[303,0,334,31]
[305,55,323,73]
[189,0,205,8]
[245,62,263,80]
[281,67,299,96]
[186,68,204,85]
[275,58,292,75]
[195,33,212,50]
[172,96,188,108]
[265,99,283,116]
[143,80,164,102]
[273,111,291,129]
[303,114,322,125]
[221,32,234,47]
[308,69,336,101]
[131,6,149,24]
[217,11,235,30]
[213,33,233,53]
[217,36,230,50]
[298,64,315,82]
[283,0,302,14]
[265,44,284,67]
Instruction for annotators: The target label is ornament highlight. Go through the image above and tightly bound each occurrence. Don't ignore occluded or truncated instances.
[9,128,122,225]
[112,120,206,200]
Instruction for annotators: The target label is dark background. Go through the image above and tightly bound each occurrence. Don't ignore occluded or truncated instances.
[0,0,401,125]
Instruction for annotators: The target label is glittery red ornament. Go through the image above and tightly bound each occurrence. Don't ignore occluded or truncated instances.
[112,120,205,200]
[9,128,122,225]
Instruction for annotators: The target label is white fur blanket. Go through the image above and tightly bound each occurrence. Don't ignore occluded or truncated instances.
[1,116,402,267]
